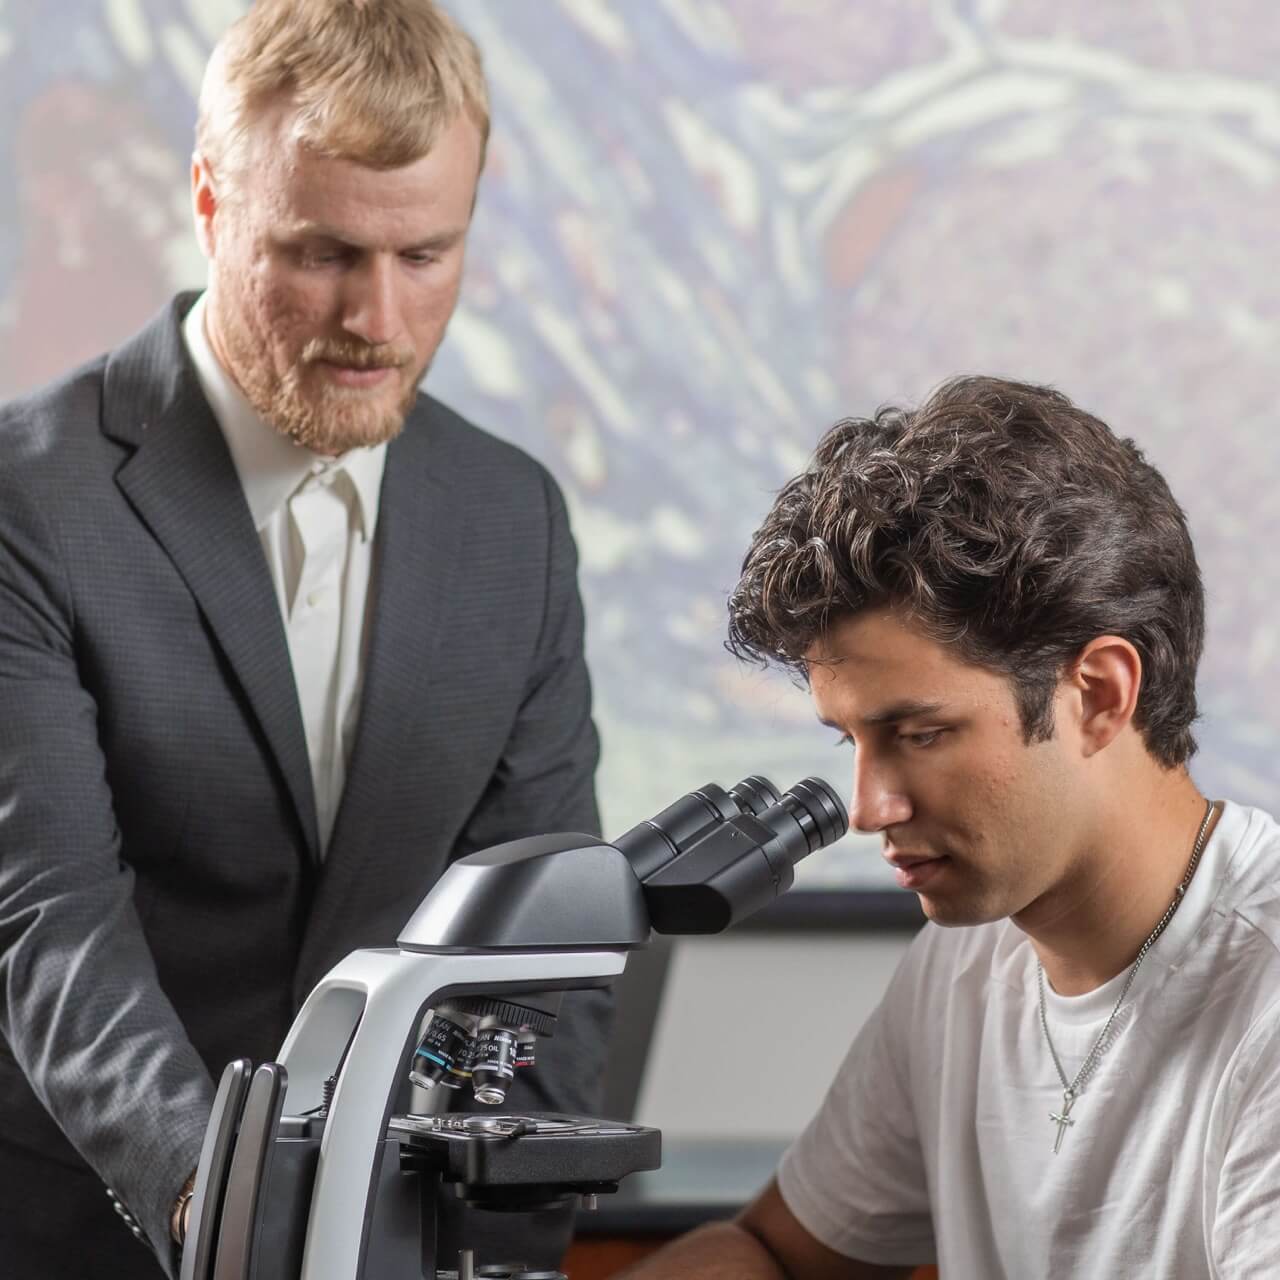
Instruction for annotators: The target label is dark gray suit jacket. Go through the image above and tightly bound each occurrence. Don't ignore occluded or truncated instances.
[0,297,608,1274]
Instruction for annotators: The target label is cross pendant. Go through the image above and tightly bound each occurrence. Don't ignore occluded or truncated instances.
[1049,1090,1077,1154]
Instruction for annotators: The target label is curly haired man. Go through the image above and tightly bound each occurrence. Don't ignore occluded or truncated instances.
[622,376,1280,1279]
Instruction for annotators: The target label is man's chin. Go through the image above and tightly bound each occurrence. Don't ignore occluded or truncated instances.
[272,386,417,455]
[914,889,1003,929]
[298,412,407,455]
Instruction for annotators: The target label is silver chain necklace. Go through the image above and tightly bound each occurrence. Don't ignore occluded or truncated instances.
[1037,798,1217,1154]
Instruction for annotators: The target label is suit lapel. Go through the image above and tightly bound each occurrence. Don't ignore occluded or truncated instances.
[330,412,465,839]
[294,403,467,986]
[338,412,464,833]
[103,298,320,862]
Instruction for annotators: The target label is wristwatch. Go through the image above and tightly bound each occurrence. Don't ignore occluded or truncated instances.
[172,1172,198,1245]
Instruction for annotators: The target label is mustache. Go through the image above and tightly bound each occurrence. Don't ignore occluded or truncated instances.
[300,338,414,370]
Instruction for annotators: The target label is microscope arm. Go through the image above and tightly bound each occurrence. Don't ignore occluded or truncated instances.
[279,948,628,1280]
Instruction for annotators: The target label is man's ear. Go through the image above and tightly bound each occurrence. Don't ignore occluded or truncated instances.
[191,152,219,258]
[1065,635,1142,758]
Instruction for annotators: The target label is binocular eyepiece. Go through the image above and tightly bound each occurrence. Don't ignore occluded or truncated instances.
[614,774,847,934]
[612,774,845,882]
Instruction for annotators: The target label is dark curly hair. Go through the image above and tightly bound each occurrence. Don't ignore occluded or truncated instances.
[727,376,1204,768]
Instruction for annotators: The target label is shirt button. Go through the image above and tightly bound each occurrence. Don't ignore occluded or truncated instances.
[306,589,327,608]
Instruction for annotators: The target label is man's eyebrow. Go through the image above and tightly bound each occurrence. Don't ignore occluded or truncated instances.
[280,221,355,243]
[816,700,948,730]
[397,228,468,253]
[281,222,467,252]
[862,699,948,725]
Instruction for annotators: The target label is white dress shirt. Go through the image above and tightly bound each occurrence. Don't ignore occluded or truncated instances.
[182,293,387,854]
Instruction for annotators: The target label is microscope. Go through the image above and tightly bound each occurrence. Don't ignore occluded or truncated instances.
[179,774,847,1280]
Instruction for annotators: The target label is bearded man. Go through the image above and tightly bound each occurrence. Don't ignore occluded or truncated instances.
[0,3,606,1275]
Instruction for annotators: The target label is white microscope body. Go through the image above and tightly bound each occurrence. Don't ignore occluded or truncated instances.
[180,776,847,1280]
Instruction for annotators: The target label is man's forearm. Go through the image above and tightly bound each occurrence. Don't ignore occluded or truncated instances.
[614,1220,787,1280]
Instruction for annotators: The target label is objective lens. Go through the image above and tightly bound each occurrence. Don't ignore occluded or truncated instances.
[472,1028,518,1105]
[409,1014,474,1091]
[515,1036,536,1071]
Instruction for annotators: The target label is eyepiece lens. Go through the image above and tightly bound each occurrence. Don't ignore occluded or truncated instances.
[727,775,780,817]
[779,777,848,852]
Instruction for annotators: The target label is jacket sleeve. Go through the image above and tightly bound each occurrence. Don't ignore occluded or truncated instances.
[0,465,213,1274]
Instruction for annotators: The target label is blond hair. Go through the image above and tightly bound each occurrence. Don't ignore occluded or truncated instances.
[196,0,489,183]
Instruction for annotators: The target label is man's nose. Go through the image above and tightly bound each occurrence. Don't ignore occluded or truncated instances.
[342,255,402,348]
[848,753,912,834]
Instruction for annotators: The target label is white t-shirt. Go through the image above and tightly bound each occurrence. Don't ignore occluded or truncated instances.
[778,801,1280,1278]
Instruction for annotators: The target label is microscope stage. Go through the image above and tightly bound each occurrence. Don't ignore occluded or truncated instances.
[388,1112,661,1190]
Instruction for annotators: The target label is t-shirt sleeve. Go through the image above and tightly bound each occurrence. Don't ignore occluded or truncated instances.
[1206,1001,1280,1278]
[776,941,935,1266]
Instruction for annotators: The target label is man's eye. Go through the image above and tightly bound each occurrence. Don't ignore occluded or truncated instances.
[902,729,945,748]
[403,252,440,267]
[833,733,853,748]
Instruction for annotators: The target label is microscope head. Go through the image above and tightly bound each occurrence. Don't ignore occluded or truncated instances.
[615,774,847,932]
[396,776,847,1108]
[399,774,847,953]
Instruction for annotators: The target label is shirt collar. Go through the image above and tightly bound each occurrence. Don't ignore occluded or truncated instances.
[182,292,386,542]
